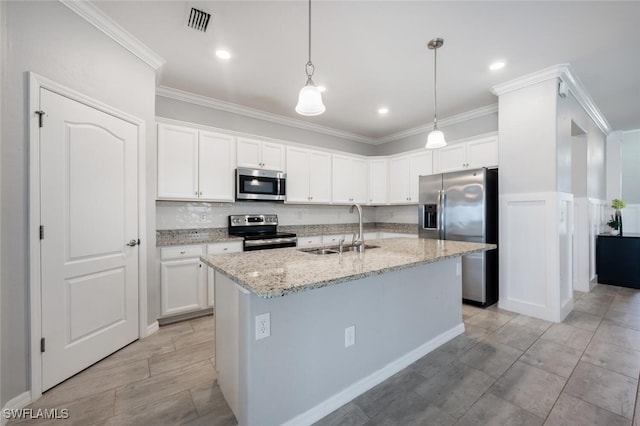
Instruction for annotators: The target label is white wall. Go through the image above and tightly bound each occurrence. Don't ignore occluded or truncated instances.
[1,1,156,405]
[499,79,559,194]
[0,0,4,410]
[156,96,375,157]
[606,131,623,201]
[621,129,640,202]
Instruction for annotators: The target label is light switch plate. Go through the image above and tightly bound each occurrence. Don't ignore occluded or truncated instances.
[345,325,355,347]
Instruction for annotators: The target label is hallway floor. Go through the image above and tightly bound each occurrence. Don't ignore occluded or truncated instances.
[11,283,640,425]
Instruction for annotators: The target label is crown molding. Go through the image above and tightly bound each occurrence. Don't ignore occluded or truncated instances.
[156,86,377,144]
[492,63,611,135]
[374,104,499,144]
[558,65,611,134]
[157,86,499,146]
[59,0,165,70]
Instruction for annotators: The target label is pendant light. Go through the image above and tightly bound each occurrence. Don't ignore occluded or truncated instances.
[295,0,325,116]
[425,38,446,149]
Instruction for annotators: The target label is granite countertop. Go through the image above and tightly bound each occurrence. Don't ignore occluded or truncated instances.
[201,238,496,298]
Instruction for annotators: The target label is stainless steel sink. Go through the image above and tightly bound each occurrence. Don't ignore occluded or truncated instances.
[328,244,380,252]
[299,244,380,255]
[299,248,339,255]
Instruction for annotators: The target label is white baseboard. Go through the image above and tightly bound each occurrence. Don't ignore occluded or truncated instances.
[1,391,32,426]
[144,321,159,338]
[281,323,465,426]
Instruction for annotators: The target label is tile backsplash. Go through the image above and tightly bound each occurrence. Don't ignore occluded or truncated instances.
[156,201,418,230]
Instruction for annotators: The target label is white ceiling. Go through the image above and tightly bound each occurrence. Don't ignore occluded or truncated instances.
[94,1,640,142]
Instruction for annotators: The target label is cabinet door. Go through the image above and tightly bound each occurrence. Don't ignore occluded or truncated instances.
[351,158,368,204]
[157,124,199,199]
[199,131,235,201]
[438,144,467,173]
[467,137,498,169]
[236,138,262,168]
[331,154,353,203]
[285,147,311,203]
[261,142,285,170]
[368,158,388,205]
[160,258,206,316]
[409,151,433,202]
[389,156,410,203]
[309,151,332,203]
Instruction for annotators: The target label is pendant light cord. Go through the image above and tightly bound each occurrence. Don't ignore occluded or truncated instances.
[304,0,315,84]
[433,44,438,129]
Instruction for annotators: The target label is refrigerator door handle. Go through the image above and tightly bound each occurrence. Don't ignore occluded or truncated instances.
[437,190,443,239]
[440,191,447,239]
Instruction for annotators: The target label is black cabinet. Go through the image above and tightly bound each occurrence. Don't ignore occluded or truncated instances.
[596,234,640,289]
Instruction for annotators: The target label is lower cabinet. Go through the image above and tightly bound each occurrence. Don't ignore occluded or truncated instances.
[160,245,207,316]
[159,240,243,318]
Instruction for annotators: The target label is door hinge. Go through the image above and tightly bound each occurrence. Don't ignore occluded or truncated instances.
[39,225,44,240]
[35,110,46,128]
[41,337,45,353]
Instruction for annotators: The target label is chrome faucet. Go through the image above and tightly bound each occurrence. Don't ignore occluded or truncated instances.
[349,203,365,252]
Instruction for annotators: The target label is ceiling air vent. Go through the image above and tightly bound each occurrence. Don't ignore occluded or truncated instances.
[186,7,211,32]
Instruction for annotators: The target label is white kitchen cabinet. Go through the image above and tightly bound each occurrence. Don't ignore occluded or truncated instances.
[389,151,433,204]
[157,123,235,201]
[286,147,332,203]
[434,135,498,173]
[237,137,285,170]
[160,245,207,316]
[206,241,243,307]
[368,158,388,205]
[332,154,367,204]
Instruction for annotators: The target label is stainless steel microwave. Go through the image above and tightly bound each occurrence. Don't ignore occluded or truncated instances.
[235,168,286,201]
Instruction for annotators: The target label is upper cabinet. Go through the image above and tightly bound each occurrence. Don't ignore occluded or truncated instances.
[237,137,285,171]
[389,151,433,204]
[434,135,498,174]
[332,154,367,204]
[286,147,332,204]
[157,123,235,201]
[367,158,388,205]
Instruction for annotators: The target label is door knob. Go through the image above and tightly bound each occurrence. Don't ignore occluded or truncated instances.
[127,239,140,247]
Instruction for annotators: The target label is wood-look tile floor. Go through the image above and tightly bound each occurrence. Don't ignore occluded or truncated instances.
[12,283,640,425]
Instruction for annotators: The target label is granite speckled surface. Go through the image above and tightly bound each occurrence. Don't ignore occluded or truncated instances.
[156,228,242,246]
[201,238,495,298]
[156,222,416,246]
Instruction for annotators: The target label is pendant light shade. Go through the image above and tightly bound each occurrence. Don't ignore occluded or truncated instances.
[425,38,446,149]
[426,129,446,149]
[295,0,325,116]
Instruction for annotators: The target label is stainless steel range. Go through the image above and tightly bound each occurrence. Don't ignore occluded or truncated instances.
[228,214,297,251]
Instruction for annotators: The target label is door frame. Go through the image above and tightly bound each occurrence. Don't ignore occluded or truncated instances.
[28,72,148,399]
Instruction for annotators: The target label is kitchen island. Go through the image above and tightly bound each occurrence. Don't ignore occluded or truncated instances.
[202,238,495,426]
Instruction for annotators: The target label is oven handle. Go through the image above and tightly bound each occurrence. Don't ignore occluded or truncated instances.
[244,237,298,248]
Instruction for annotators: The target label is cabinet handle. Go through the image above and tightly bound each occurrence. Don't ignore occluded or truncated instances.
[199,191,202,196]
[180,250,186,254]
[223,248,228,251]
[199,263,202,268]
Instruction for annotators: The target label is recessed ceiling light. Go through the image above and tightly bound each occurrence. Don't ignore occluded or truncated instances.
[378,107,389,115]
[489,61,505,71]
[216,49,231,60]
[317,86,326,93]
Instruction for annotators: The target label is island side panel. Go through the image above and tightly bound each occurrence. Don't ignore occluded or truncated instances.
[237,257,462,426]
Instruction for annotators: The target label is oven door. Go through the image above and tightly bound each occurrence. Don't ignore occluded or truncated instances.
[236,168,286,201]
[243,237,297,251]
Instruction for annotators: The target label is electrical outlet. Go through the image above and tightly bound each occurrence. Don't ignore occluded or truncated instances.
[255,313,270,340]
[345,325,355,347]
[200,213,207,222]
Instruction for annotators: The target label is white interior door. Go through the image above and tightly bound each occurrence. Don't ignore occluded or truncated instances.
[40,88,139,391]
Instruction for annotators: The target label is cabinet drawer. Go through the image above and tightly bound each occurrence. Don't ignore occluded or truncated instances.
[207,241,243,254]
[160,245,204,260]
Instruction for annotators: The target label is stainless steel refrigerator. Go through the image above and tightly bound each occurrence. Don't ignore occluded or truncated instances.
[418,167,498,306]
